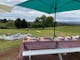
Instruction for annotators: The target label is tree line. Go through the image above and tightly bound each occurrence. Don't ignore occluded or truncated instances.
[2,15,76,29]
[0,15,56,29]
[15,15,54,29]
[31,15,54,29]
[1,14,76,29]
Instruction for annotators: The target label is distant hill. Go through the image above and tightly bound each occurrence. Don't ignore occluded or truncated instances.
[58,21,80,26]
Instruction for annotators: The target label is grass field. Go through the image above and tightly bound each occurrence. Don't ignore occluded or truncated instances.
[0,26,80,60]
[56,26,80,36]
[0,26,80,50]
[0,40,21,52]
[0,26,80,42]
[0,26,80,36]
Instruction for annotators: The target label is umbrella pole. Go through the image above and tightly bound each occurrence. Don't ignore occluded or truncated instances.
[54,8,56,37]
[53,0,57,37]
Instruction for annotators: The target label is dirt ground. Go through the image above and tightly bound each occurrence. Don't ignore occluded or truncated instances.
[0,47,19,60]
[0,47,80,60]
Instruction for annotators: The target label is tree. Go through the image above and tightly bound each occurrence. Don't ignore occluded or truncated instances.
[0,19,7,23]
[15,18,22,28]
[33,17,42,28]
[40,15,46,29]
[3,19,8,23]
[6,20,15,28]
[32,15,55,28]
[45,16,54,27]
[33,15,46,28]
[21,19,28,28]
[34,17,40,23]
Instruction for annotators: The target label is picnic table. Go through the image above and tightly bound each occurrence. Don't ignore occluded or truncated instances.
[18,37,80,60]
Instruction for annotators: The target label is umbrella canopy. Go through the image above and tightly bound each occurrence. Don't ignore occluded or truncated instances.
[17,0,80,14]
[0,4,12,12]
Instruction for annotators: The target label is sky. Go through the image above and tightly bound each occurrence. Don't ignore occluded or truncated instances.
[0,0,80,23]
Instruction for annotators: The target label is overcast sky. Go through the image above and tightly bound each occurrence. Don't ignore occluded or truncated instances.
[0,0,80,23]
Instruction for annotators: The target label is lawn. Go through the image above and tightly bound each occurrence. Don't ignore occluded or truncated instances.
[56,26,80,36]
[0,40,21,52]
[0,26,80,51]
[0,26,80,36]
[0,29,27,34]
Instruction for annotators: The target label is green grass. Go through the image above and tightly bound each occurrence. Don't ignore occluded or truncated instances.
[0,26,80,36]
[28,29,53,37]
[56,26,80,36]
[0,26,80,51]
[0,40,21,51]
[0,29,27,34]
[0,28,54,37]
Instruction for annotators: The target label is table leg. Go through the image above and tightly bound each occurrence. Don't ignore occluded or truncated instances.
[63,53,67,55]
[58,54,63,60]
[29,56,31,60]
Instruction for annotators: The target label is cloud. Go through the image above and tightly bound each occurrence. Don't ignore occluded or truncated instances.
[1,9,80,22]
[0,0,27,6]
[56,10,80,22]
[0,0,80,22]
